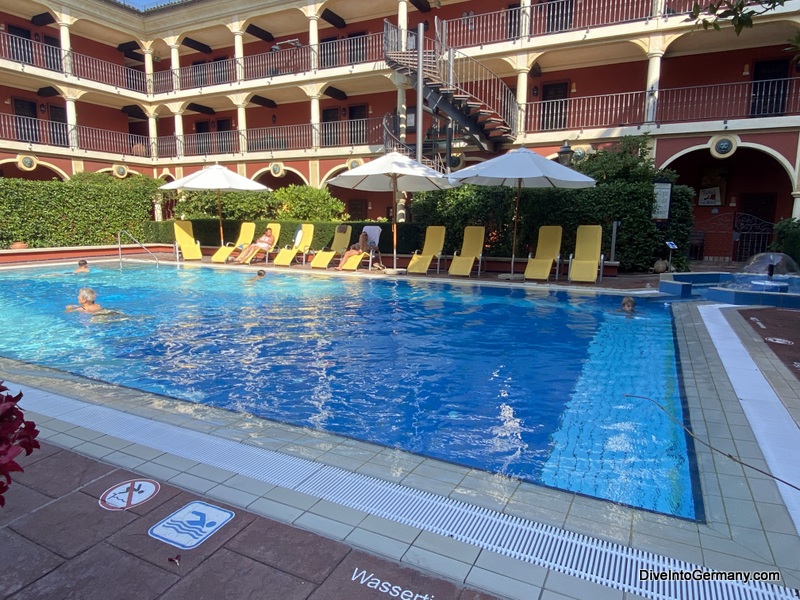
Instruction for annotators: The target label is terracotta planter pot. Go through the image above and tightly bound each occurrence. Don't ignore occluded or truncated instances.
[10,242,28,250]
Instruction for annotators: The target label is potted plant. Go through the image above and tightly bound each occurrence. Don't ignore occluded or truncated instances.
[0,382,40,508]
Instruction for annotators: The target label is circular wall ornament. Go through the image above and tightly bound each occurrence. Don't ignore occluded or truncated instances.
[113,164,128,178]
[269,162,285,177]
[709,135,737,159]
[17,155,37,171]
[347,158,363,170]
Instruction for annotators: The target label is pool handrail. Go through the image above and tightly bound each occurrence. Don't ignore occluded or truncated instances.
[117,230,160,269]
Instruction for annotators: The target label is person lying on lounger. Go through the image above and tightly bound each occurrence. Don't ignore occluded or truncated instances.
[234,227,274,264]
[334,231,370,271]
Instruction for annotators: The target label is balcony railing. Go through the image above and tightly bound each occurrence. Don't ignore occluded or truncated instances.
[526,90,647,132]
[3,80,797,156]
[71,52,148,92]
[76,125,150,155]
[523,77,800,132]
[0,31,63,72]
[439,0,696,48]
[656,78,800,122]
[0,113,69,147]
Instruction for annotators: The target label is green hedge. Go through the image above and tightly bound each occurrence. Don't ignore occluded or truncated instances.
[771,218,800,263]
[0,174,160,249]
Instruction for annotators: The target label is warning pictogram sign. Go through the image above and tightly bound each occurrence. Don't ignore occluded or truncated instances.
[99,479,160,511]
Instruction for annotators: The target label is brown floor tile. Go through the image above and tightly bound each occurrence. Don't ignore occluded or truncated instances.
[159,547,314,600]
[15,441,63,469]
[12,450,117,498]
[0,483,53,527]
[9,489,138,558]
[309,550,474,600]
[0,529,64,598]
[108,492,256,573]
[226,518,351,584]
[5,542,178,600]
[79,471,184,516]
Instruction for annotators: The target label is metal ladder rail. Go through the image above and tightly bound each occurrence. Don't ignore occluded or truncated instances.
[117,230,160,269]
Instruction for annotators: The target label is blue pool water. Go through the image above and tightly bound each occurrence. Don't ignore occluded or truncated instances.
[0,263,697,518]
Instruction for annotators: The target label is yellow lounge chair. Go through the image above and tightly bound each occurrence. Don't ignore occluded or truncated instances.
[568,225,604,283]
[211,222,256,263]
[273,223,314,266]
[407,225,446,275]
[524,225,562,281]
[448,225,484,277]
[173,220,203,261]
[241,222,281,264]
[310,224,352,269]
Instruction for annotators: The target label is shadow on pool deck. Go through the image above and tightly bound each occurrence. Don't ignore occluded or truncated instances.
[1,441,499,600]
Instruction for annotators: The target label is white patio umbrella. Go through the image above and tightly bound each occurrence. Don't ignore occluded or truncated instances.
[328,152,455,269]
[160,164,270,245]
[448,147,596,274]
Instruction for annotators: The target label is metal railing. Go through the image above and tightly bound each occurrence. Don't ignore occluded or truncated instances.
[243,46,311,80]
[182,130,241,156]
[316,33,385,69]
[320,117,384,148]
[4,79,799,156]
[175,57,237,89]
[656,77,800,122]
[117,230,159,269]
[246,123,313,152]
[385,21,518,139]
[0,31,64,72]
[76,125,150,155]
[525,90,647,132]
[71,52,147,92]
[0,113,70,147]
[438,0,696,48]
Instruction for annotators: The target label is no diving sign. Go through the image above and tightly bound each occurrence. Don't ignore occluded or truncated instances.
[99,479,161,511]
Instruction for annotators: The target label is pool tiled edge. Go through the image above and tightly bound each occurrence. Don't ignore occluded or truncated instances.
[1,300,800,598]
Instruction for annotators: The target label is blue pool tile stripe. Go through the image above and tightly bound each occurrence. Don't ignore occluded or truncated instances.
[17,386,798,600]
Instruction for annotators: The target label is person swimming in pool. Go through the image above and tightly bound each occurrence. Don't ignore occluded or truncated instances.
[73,260,90,274]
[621,296,636,313]
[247,269,266,284]
[66,287,102,313]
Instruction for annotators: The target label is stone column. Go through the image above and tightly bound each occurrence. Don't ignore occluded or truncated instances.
[308,14,319,71]
[310,93,320,149]
[516,67,528,136]
[232,27,245,81]
[169,43,182,91]
[173,110,185,158]
[398,0,409,50]
[148,113,158,158]
[65,96,78,149]
[792,192,800,219]
[645,51,663,122]
[57,17,74,74]
[236,103,248,153]
[143,48,154,94]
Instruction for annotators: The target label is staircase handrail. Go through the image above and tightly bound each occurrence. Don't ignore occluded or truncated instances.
[384,21,517,138]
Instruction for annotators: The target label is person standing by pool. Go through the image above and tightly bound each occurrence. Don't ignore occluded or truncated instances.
[66,287,102,313]
[74,260,90,274]
[234,227,274,264]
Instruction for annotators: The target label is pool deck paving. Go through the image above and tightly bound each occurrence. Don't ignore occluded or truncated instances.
[2,255,800,600]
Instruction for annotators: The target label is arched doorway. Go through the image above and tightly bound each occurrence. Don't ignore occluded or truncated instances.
[665,146,793,263]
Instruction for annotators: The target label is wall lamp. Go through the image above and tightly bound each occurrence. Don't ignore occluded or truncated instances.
[557,140,574,166]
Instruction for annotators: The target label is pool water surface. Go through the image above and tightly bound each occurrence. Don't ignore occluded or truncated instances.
[0,263,698,518]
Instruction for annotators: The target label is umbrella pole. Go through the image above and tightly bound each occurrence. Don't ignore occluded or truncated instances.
[510,180,521,274]
[217,190,224,246]
[392,178,398,269]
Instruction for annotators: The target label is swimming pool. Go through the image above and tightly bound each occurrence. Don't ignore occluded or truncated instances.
[0,263,698,518]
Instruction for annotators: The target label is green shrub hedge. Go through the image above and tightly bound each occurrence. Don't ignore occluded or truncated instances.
[0,174,159,249]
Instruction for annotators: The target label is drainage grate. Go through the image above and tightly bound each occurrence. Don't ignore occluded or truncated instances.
[20,388,798,600]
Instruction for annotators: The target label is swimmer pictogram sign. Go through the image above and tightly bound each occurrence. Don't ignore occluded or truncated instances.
[99,479,160,511]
